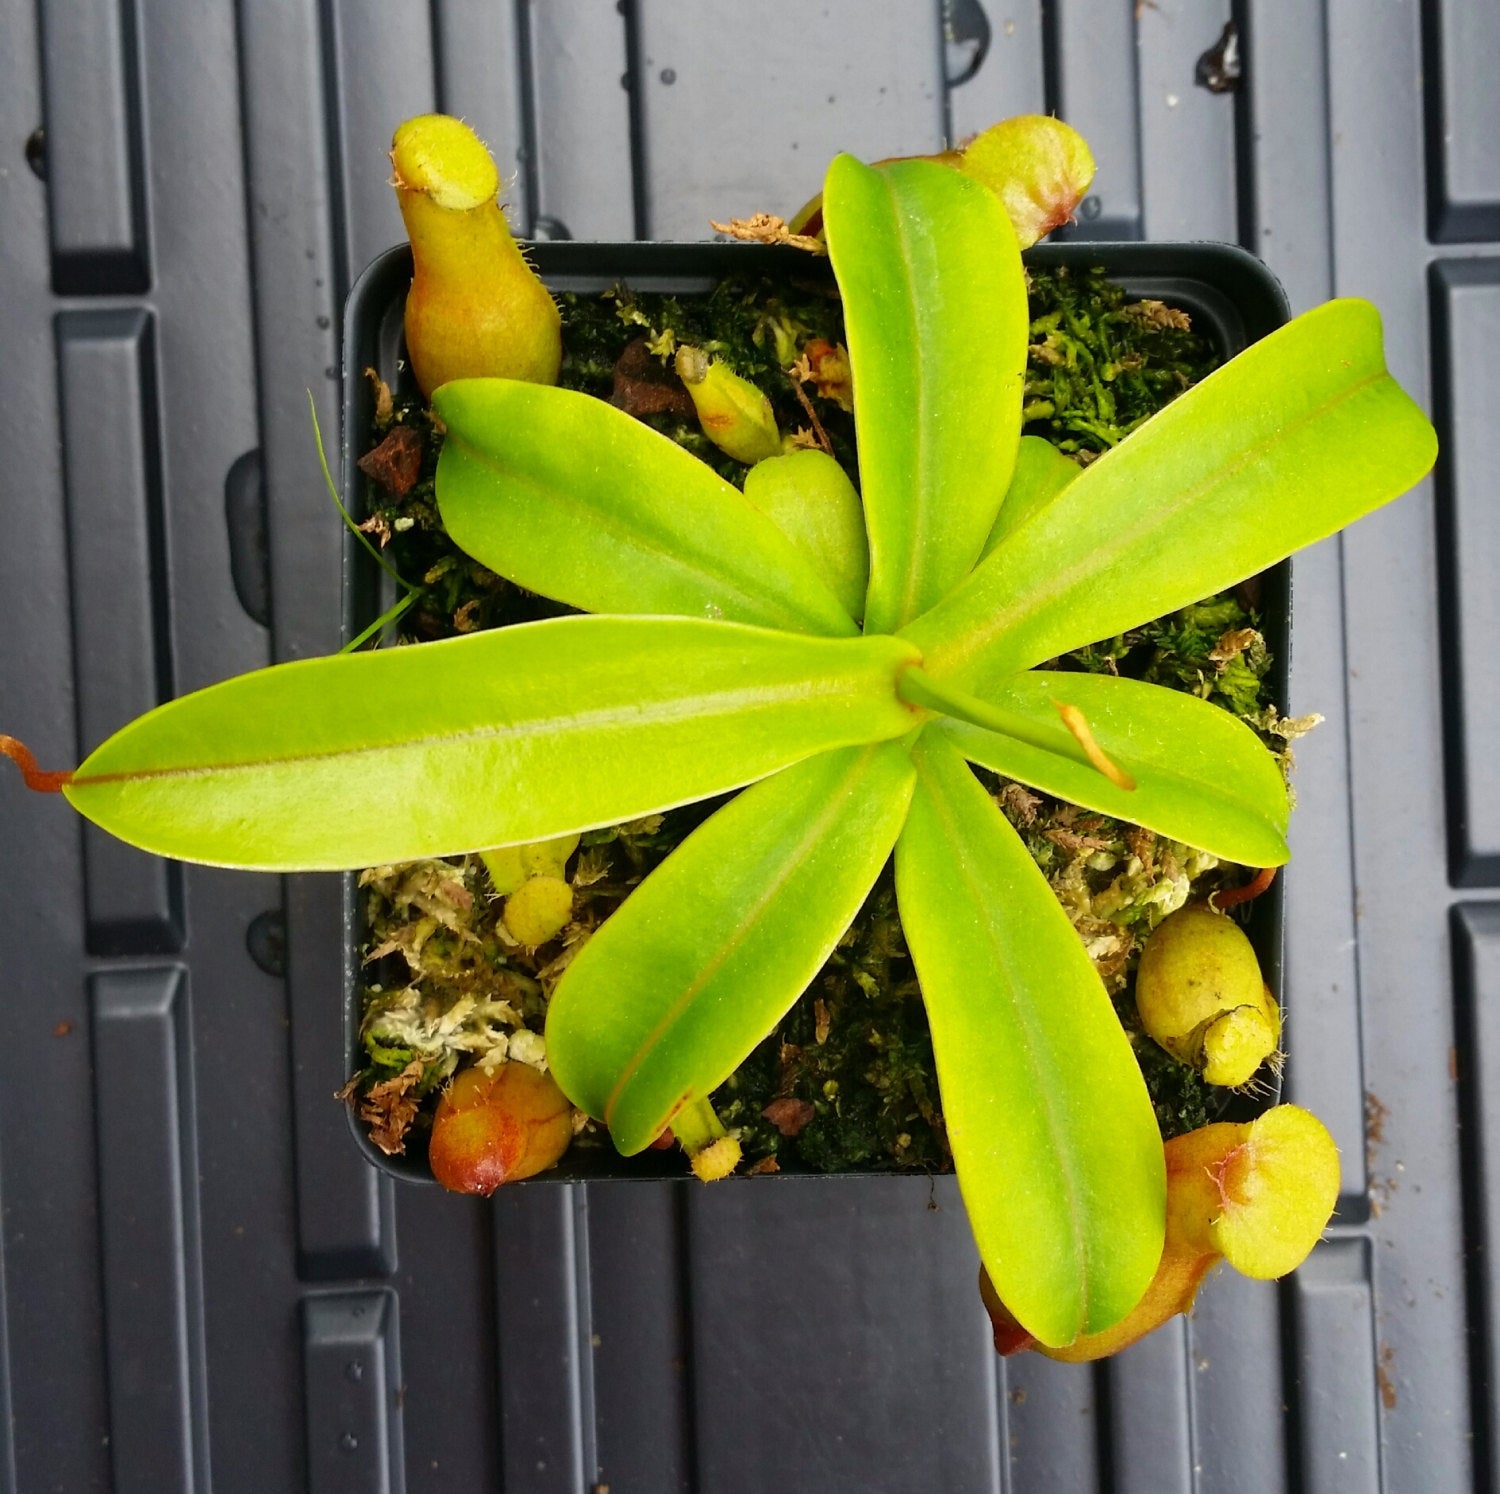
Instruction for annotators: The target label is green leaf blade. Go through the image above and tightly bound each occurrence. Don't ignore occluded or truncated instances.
[64,617,920,869]
[904,298,1438,691]
[433,380,858,636]
[546,742,917,1153]
[896,733,1165,1346]
[823,154,1029,634]
[743,448,869,623]
[940,671,1290,867]
[979,435,1079,561]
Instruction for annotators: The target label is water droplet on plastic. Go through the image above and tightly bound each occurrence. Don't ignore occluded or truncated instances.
[24,128,45,180]
[941,0,991,87]
[246,909,286,978]
[1195,20,1242,93]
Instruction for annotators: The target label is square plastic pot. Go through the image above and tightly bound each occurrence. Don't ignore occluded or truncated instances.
[339,238,1292,1185]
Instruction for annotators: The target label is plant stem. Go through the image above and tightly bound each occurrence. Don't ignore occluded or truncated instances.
[898,666,1071,753]
[670,1096,742,1182]
[670,1096,728,1154]
[896,665,1135,790]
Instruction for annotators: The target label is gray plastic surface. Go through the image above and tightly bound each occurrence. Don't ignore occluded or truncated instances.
[0,1,1488,1489]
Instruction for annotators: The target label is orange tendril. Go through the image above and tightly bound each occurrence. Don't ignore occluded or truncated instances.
[0,735,73,793]
[1211,865,1277,912]
[1052,701,1137,791]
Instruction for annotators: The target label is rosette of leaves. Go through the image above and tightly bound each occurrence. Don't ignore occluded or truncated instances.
[49,155,1434,1348]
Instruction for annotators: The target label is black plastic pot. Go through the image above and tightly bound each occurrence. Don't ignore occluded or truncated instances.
[340,238,1291,1185]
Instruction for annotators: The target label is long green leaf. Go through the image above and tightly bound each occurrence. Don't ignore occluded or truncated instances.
[938,671,1289,866]
[903,299,1438,691]
[63,617,920,869]
[547,741,916,1154]
[896,733,1164,1346]
[433,380,857,636]
[823,155,1028,634]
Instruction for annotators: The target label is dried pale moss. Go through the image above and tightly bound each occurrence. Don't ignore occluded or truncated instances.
[347,265,1285,1168]
[352,811,707,1155]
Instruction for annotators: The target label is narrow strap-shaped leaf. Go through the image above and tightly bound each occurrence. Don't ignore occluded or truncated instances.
[63,617,920,869]
[896,733,1164,1346]
[979,435,1079,560]
[939,670,1289,867]
[823,154,1028,634]
[903,299,1438,691]
[546,741,916,1154]
[433,380,858,636]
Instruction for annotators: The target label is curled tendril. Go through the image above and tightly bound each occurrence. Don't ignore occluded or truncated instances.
[0,735,72,793]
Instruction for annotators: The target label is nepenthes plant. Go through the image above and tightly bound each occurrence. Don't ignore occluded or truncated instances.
[3,146,1435,1349]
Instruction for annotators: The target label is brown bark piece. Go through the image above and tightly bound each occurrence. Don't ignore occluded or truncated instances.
[365,366,394,426]
[610,338,696,421]
[800,338,854,411]
[761,1097,816,1138]
[357,424,424,496]
[999,782,1042,826]
[813,997,832,1045]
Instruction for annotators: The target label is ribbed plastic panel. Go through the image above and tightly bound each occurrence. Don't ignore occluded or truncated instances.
[0,2,1489,1489]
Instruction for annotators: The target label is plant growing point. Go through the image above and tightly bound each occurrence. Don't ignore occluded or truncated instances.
[743,449,870,622]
